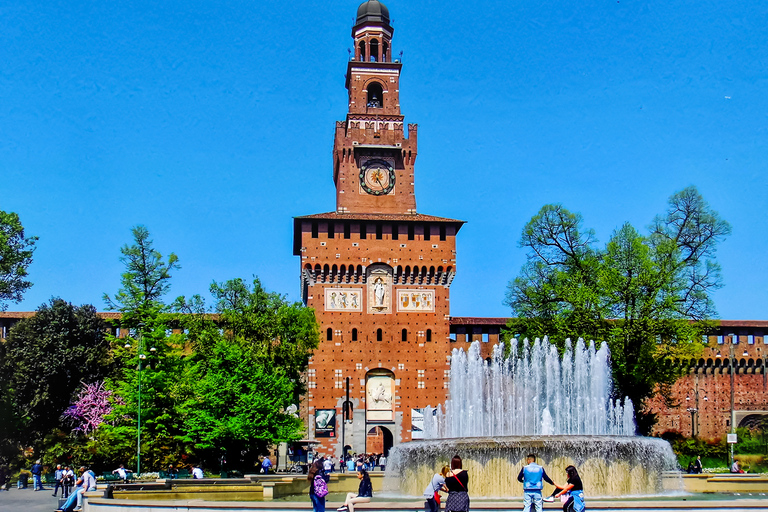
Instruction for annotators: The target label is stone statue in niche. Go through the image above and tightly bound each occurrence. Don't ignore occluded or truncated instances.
[367,266,392,313]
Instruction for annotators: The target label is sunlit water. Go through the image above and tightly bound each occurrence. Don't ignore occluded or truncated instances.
[387,339,679,496]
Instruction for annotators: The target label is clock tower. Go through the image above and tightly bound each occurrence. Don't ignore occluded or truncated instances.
[293,1,464,457]
[333,1,415,215]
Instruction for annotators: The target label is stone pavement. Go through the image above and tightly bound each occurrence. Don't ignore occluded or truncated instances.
[0,485,66,512]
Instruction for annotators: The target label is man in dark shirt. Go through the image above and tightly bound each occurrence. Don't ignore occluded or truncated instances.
[30,460,43,491]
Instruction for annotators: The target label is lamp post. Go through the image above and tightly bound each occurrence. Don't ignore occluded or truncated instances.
[686,396,697,438]
[125,323,153,477]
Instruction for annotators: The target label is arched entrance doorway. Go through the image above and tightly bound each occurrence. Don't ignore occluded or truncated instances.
[367,426,393,456]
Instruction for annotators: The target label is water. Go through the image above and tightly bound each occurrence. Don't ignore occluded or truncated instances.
[424,338,635,437]
[387,339,680,496]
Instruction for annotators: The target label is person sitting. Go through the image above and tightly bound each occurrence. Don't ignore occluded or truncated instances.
[192,465,204,479]
[112,464,128,483]
[337,469,372,512]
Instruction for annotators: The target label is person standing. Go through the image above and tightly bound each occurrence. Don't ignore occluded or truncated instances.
[693,456,703,474]
[444,455,469,512]
[262,456,273,474]
[52,464,64,497]
[379,454,387,472]
[61,465,74,498]
[517,454,555,512]
[308,459,327,512]
[554,465,584,512]
[30,460,43,491]
[423,465,449,512]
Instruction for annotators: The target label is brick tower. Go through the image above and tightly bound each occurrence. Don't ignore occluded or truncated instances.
[293,1,464,458]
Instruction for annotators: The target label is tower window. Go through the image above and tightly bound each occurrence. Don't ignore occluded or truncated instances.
[367,82,383,108]
[392,224,399,240]
[408,224,415,240]
[376,224,383,240]
[402,328,408,342]
[377,328,383,342]
[352,328,358,341]
[383,41,389,62]
[370,39,379,62]
[311,222,318,238]
[427,329,432,342]
[440,225,446,241]
[358,40,366,61]
[360,224,367,239]
[328,223,335,239]
[424,225,431,241]
[344,223,351,239]
[327,328,333,341]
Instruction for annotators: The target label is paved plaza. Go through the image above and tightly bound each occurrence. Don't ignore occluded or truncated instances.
[0,486,67,512]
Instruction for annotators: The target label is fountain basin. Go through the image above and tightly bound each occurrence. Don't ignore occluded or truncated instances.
[386,435,679,497]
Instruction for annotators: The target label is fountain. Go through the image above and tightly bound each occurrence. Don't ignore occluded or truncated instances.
[387,338,679,497]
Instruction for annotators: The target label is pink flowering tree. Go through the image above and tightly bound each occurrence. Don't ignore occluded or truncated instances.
[63,381,117,435]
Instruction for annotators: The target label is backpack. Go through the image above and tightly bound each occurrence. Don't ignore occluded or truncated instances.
[313,474,329,498]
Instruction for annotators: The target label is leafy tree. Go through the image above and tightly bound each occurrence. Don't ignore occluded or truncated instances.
[0,299,113,456]
[0,209,37,310]
[103,224,180,318]
[174,277,319,469]
[505,187,731,433]
[100,225,186,471]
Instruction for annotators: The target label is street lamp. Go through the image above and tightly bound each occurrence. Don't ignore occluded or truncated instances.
[126,323,155,477]
[686,396,698,438]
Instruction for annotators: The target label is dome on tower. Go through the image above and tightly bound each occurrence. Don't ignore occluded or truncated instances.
[356,0,390,25]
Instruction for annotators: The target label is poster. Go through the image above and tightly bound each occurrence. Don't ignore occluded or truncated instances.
[411,408,425,439]
[411,408,437,439]
[315,409,336,437]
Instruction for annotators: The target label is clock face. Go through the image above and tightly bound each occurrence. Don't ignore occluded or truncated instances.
[360,159,395,195]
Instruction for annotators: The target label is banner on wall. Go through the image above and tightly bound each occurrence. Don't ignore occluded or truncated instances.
[315,409,337,437]
[411,408,437,439]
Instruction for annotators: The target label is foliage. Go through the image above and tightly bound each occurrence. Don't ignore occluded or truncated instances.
[103,225,180,318]
[62,381,116,435]
[0,209,37,310]
[173,277,319,469]
[100,313,189,471]
[504,187,731,432]
[0,299,113,457]
[99,225,187,471]
[177,336,304,466]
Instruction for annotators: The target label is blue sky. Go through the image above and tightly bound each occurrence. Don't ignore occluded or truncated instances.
[2,0,767,319]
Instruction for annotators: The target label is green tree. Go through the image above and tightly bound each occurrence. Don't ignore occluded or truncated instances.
[0,209,37,310]
[100,225,185,472]
[103,225,180,318]
[505,187,731,433]
[174,277,318,469]
[0,299,113,457]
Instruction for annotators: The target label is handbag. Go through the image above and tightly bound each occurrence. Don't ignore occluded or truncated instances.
[314,474,329,498]
[433,490,441,505]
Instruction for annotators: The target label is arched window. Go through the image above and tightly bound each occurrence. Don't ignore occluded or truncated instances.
[327,328,333,341]
[367,82,383,108]
[352,328,358,341]
[377,328,383,342]
[402,328,408,342]
[382,41,389,62]
[358,40,366,61]
[370,39,379,61]
[426,329,432,342]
